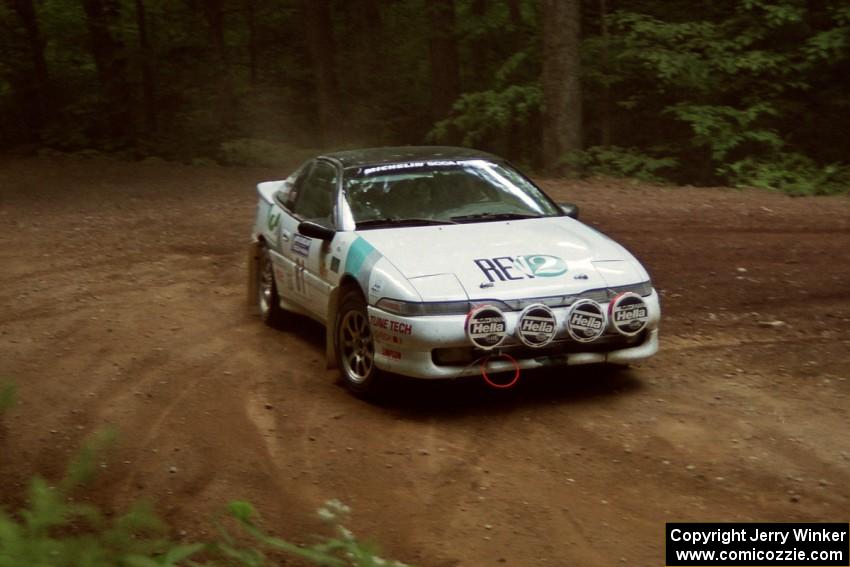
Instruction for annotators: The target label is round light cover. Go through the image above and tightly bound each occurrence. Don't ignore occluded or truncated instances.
[566,299,606,343]
[517,304,558,348]
[609,292,649,336]
[465,305,507,350]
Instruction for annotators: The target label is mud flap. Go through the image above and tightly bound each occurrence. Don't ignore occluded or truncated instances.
[247,240,260,307]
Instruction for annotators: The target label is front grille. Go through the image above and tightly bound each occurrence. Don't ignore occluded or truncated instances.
[432,331,646,367]
[495,280,653,312]
[609,280,654,298]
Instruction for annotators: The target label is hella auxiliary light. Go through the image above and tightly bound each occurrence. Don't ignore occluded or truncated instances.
[566,299,606,342]
[465,305,508,350]
[516,304,558,348]
[609,292,650,336]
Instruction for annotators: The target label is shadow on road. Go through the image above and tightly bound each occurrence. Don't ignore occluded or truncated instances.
[370,364,646,418]
[268,311,647,417]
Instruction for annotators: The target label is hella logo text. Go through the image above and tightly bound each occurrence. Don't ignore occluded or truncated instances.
[570,313,603,329]
[472,322,505,334]
[521,319,555,333]
[614,307,648,322]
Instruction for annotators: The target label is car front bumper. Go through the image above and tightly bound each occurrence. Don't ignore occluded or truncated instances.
[367,290,661,379]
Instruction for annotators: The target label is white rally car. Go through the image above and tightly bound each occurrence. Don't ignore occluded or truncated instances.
[248,147,660,394]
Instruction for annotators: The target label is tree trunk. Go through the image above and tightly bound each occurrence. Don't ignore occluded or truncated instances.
[469,0,488,90]
[340,0,384,133]
[245,0,258,87]
[302,0,342,147]
[5,0,50,140]
[541,0,582,173]
[134,0,156,134]
[599,0,611,147]
[507,0,521,27]
[426,0,460,123]
[200,0,238,131]
[202,0,226,66]
[80,0,134,144]
[360,0,384,71]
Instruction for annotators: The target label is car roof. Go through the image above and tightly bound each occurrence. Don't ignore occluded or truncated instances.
[319,146,500,169]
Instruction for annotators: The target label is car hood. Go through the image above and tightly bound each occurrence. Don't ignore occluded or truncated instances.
[355,217,646,301]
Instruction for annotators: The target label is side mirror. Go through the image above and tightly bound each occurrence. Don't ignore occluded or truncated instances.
[559,202,579,219]
[298,220,335,241]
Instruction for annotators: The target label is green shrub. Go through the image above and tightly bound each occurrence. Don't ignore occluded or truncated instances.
[0,382,14,415]
[665,103,783,164]
[564,146,678,183]
[0,426,413,566]
[428,84,542,149]
[724,152,850,195]
[0,429,179,567]
[217,499,411,566]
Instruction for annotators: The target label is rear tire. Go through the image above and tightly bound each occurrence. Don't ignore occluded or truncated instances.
[335,289,384,395]
[257,244,285,327]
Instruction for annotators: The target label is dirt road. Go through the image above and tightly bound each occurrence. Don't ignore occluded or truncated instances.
[1,155,848,566]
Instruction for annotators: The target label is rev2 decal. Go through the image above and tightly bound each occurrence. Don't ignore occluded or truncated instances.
[474,254,567,282]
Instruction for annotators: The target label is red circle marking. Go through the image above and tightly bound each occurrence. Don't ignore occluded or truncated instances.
[608,292,627,318]
[481,354,521,389]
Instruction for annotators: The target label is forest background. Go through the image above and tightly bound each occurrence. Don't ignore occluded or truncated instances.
[2,0,849,194]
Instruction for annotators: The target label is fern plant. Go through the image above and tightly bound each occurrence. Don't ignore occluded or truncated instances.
[0,423,413,566]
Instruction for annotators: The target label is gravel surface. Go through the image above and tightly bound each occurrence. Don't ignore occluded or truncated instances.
[1,155,848,566]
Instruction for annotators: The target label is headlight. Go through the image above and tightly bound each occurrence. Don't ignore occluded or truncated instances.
[375,298,511,316]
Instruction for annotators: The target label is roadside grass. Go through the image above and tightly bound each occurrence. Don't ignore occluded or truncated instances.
[0,382,14,415]
[0,382,411,567]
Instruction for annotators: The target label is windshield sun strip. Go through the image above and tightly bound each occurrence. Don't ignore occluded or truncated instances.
[343,160,562,225]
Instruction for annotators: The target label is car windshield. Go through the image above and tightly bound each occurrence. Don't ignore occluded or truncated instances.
[343,159,561,227]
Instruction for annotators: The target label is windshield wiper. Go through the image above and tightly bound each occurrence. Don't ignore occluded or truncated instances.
[449,212,542,222]
[355,217,458,229]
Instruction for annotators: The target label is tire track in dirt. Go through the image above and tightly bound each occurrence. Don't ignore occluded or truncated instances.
[2,157,849,566]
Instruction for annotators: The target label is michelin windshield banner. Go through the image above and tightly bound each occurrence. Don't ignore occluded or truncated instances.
[666,523,848,566]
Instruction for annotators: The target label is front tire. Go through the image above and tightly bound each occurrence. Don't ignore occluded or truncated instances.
[335,290,383,395]
[257,244,285,327]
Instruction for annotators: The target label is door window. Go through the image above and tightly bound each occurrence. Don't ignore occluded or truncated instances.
[292,161,337,227]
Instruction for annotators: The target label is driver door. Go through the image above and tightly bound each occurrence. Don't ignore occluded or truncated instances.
[280,159,339,320]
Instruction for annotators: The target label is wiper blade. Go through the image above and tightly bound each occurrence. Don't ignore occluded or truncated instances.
[449,212,542,222]
[355,217,458,228]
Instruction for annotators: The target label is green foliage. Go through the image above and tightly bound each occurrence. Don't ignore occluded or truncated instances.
[59,429,118,492]
[428,84,541,148]
[665,103,783,162]
[0,430,413,567]
[565,146,678,183]
[1,0,849,193]
[577,0,850,192]
[0,430,179,567]
[0,382,14,415]
[724,152,850,195]
[428,36,543,164]
[217,499,411,567]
